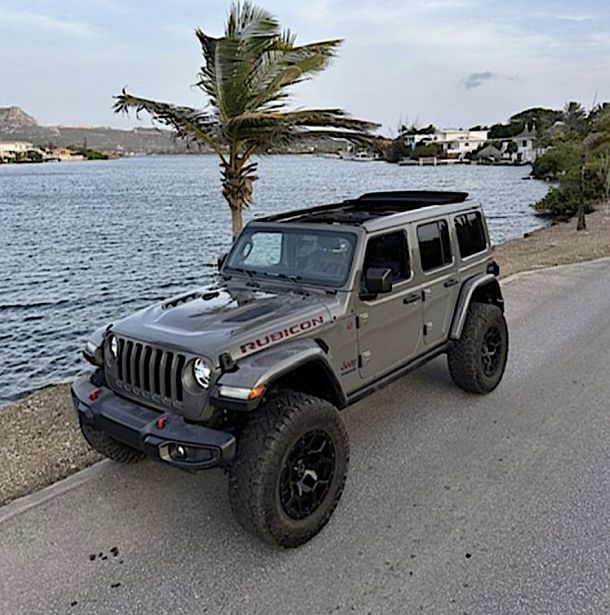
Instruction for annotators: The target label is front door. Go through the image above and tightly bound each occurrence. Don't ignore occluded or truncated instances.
[356,230,423,380]
[416,219,461,346]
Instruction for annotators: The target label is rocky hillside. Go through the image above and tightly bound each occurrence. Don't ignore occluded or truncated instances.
[0,106,355,155]
[0,106,192,154]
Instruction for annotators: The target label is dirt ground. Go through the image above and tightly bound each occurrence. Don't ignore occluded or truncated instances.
[495,202,610,278]
[1,204,609,507]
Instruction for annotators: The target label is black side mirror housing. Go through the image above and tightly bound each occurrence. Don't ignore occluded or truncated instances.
[217,252,228,271]
[364,267,393,295]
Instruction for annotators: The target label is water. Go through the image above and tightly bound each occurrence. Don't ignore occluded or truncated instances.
[0,155,548,406]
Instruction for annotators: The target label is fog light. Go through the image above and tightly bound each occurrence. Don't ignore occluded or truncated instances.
[161,443,215,464]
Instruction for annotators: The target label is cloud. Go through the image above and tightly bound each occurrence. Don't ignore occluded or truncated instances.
[0,6,102,38]
[463,71,496,90]
[543,13,594,23]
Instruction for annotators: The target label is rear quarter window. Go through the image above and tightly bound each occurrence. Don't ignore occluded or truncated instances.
[454,212,487,258]
[417,220,452,272]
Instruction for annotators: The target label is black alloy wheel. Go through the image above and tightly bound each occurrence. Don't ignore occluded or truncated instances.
[481,325,503,377]
[279,430,336,520]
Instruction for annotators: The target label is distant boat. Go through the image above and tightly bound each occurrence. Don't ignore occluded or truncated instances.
[340,151,375,162]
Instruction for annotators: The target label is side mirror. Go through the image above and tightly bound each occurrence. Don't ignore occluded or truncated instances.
[217,252,228,271]
[364,267,393,295]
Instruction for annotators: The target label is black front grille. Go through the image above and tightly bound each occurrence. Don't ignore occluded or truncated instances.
[114,338,186,407]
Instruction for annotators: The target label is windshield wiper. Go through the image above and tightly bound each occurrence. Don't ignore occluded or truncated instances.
[262,272,310,296]
[224,267,260,287]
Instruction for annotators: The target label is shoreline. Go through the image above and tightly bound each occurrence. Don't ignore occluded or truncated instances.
[2,203,609,508]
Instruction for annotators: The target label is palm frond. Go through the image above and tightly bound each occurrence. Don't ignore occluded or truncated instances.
[245,39,343,112]
[113,90,225,158]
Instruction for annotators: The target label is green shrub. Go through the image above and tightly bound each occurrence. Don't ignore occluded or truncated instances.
[411,142,444,159]
[383,138,410,163]
[533,166,602,216]
[531,140,580,179]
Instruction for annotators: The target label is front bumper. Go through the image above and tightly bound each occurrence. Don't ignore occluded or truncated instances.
[71,378,236,470]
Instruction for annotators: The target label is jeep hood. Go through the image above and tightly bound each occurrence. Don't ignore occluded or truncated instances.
[112,281,336,364]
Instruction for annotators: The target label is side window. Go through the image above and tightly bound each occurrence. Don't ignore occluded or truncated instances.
[417,220,452,272]
[362,231,410,284]
[455,212,487,258]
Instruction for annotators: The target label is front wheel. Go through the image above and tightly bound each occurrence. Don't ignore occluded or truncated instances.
[447,302,508,394]
[228,392,349,548]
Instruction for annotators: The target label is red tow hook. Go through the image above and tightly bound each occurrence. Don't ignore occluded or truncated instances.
[88,388,101,401]
[156,416,168,430]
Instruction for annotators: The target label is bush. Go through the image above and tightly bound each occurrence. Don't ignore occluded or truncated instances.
[383,138,410,163]
[533,166,602,216]
[411,142,444,159]
[531,140,580,179]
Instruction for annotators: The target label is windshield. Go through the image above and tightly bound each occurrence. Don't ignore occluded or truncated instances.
[225,226,357,288]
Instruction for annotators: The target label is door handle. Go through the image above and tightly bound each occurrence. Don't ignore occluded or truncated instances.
[444,278,459,288]
[403,293,421,305]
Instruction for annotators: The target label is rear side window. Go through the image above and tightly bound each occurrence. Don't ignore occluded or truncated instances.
[417,220,452,272]
[455,212,487,258]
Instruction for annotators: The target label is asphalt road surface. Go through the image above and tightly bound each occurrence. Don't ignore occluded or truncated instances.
[2,259,609,615]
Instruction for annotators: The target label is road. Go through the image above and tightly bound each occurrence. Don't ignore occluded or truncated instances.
[1,259,610,615]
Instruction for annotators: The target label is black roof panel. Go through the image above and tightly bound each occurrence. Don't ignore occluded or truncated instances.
[260,190,470,225]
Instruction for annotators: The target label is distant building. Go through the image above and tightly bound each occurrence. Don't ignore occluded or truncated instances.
[507,127,541,163]
[0,141,34,161]
[47,147,85,162]
[403,128,489,159]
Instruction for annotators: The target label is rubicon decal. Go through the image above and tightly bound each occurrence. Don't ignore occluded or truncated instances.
[240,315,325,354]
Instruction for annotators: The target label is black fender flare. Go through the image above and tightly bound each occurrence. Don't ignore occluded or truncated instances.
[449,274,503,340]
[210,338,347,411]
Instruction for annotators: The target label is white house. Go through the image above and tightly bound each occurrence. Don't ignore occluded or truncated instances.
[403,128,489,159]
[0,141,34,160]
[507,127,541,163]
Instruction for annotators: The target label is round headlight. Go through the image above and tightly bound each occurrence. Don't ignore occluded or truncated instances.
[193,358,212,389]
[109,335,119,358]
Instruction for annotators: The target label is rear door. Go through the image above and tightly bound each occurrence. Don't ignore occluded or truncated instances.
[416,219,461,347]
[355,230,423,380]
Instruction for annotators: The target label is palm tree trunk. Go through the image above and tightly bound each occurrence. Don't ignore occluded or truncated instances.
[577,151,587,231]
[230,203,243,238]
[221,157,257,240]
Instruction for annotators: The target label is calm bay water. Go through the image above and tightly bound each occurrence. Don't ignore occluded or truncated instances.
[0,155,548,405]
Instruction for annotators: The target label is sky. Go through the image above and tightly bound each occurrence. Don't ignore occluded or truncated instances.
[2,0,610,135]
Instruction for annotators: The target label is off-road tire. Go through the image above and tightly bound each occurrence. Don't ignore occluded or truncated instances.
[79,419,144,463]
[228,392,349,548]
[448,302,508,394]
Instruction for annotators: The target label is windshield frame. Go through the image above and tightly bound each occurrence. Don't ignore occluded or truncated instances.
[223,223,360,290]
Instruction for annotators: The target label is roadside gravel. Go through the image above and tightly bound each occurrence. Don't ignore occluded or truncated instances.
[1,203,609,507]
[0,385,100,506]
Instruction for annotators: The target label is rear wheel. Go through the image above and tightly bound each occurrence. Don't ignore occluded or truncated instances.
[228,392,349,548]
[448,302,508,394]
[79,419,144,463]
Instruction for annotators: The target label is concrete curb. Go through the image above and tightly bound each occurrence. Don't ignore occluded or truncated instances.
[500,255,610,286]
[0,460,112,524]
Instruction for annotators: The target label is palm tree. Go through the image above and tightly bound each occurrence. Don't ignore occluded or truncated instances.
[114,2,378,238]
[562,101,587,136]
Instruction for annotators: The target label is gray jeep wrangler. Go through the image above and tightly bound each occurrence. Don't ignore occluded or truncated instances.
[72,190,508,547]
